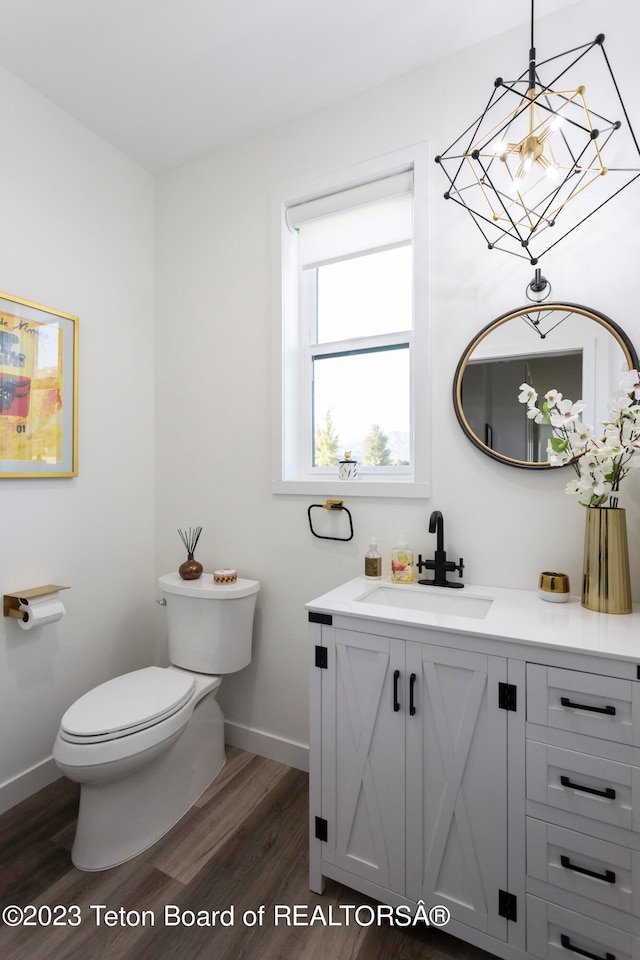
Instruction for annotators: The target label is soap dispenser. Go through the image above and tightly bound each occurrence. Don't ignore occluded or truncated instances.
[364,538,382,579]
[391,535,414,583]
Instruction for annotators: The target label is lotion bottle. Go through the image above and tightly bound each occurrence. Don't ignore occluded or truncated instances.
[391,535,414,583]
[364,538,382,579]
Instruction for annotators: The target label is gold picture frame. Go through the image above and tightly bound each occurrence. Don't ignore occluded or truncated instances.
[0,291,78,478]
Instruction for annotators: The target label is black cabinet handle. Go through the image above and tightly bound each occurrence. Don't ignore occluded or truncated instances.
[393,670,400,712]
[560,775,616,800]
[409,673,417,716]
[561,696,616,716]
[560,934,614,960]
[560,855,616,884]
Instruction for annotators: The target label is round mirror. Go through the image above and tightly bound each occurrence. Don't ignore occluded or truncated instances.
[453,303,639,469]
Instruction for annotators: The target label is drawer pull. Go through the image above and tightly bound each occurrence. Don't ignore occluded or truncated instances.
[560,855,616,884]
[560,934,614,960]
[393,670,400,712]
[409,673,417,716]
[560,696,616,716]
[560,775,616,800]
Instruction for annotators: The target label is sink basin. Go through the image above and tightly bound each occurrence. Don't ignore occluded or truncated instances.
[356,585,493,620]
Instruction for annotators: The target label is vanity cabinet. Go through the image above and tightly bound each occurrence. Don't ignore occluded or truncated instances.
[308,583,640,960]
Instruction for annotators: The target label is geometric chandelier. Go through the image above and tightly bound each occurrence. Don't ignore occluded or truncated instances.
[435,0,640,264]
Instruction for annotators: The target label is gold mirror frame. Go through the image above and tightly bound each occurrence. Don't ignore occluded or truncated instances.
[453,303,639,470]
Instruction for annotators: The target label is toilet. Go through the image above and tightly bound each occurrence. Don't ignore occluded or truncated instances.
[53,572,259,871]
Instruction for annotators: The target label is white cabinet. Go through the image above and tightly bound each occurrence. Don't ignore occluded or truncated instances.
[307,587,640,960]
[405,641,509,940]
[317,628,405,892]
[310,622,514,950]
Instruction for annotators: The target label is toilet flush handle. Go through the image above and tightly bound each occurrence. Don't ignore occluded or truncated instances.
[155,598,167,606]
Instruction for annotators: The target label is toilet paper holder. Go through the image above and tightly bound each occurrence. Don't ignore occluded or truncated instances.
[3,584,69,619]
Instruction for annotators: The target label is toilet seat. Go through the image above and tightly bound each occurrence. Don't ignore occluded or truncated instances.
[59,666,196,744]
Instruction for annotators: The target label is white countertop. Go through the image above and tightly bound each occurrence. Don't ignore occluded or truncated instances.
[306,576,640,662]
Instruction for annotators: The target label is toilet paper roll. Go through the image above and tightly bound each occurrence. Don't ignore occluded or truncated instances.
[17,598,66,630]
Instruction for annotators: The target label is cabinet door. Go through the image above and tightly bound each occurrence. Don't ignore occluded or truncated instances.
[320,628,406,892]
[406,642,509,939]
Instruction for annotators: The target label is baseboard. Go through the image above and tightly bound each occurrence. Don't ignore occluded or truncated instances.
[0,757,60,815]
[0,728,309,816]
[224,721,309,772]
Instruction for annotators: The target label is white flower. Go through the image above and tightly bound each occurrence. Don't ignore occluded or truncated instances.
[602,435,625,458]
[608,395,633,418]
[547,444,573,466]
[592,470,613,497]
[549,398,585,427]
[545,390,562,405]
[578,449,601,472]
[565,475,597,497]
[580,458,614,482]
[518,383,537,405]
[526,405,544,423]
[568,425,592,452]
[620,369,640,399]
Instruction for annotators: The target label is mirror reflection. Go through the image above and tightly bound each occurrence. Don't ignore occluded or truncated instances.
[453,304,638,469]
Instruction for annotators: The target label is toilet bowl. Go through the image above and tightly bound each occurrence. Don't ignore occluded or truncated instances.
[53,574,259,871]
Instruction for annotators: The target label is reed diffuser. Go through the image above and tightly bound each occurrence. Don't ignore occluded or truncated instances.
[177,526,203,580]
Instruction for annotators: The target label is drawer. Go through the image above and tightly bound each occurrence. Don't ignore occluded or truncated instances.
[527,817,640,915]
[526,895,640,960]
[527,665,640,746]
[527,741,640,832]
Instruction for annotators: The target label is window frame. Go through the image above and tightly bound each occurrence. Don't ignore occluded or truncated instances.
[271,144,431,498]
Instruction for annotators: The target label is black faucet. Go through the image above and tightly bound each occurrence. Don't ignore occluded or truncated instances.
[416,510,465,588]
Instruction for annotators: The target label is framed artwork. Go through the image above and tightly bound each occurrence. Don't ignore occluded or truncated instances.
[0,291,78,478]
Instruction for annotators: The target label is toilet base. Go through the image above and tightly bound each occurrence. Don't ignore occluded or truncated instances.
[70,691,225,871]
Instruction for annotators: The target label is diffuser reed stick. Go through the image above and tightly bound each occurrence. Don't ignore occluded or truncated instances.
[177,526,203,556]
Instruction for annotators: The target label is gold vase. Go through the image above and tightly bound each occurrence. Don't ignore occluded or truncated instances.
[582,507,632,614]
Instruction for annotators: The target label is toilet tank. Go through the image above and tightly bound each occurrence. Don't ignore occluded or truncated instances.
[158,573,260,674]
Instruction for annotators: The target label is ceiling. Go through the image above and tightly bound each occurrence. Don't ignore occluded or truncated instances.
[0,0,581,173]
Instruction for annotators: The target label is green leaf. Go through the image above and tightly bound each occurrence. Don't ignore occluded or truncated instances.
[549,437,569,453]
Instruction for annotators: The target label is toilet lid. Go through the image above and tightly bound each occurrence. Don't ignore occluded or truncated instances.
[60,666,196,740]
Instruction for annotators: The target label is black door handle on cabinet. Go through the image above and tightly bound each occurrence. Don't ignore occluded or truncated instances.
[560,696,616,716]
[393,670,400,712]
[560,855,616,884]
[560,775,616,800]
[560,934,614,960]
[409,673,416,716]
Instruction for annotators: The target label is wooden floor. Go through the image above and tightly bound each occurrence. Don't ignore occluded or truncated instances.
[0,748,495,960]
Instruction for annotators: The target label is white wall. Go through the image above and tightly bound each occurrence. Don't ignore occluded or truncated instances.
[155,0,640,766]
[5,0,635,813]
[0,67,155,810]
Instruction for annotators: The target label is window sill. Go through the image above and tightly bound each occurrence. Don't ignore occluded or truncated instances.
[271,479,431,499]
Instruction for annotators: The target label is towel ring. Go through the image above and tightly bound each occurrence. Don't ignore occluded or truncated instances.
[307,501,354,542]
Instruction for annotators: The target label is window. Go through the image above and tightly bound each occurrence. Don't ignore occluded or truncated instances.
[272,145,431,497]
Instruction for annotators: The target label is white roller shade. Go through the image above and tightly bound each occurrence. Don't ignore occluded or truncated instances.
[287,170,414,266]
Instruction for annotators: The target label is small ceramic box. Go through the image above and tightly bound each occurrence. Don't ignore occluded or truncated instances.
[538,571,570,603]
